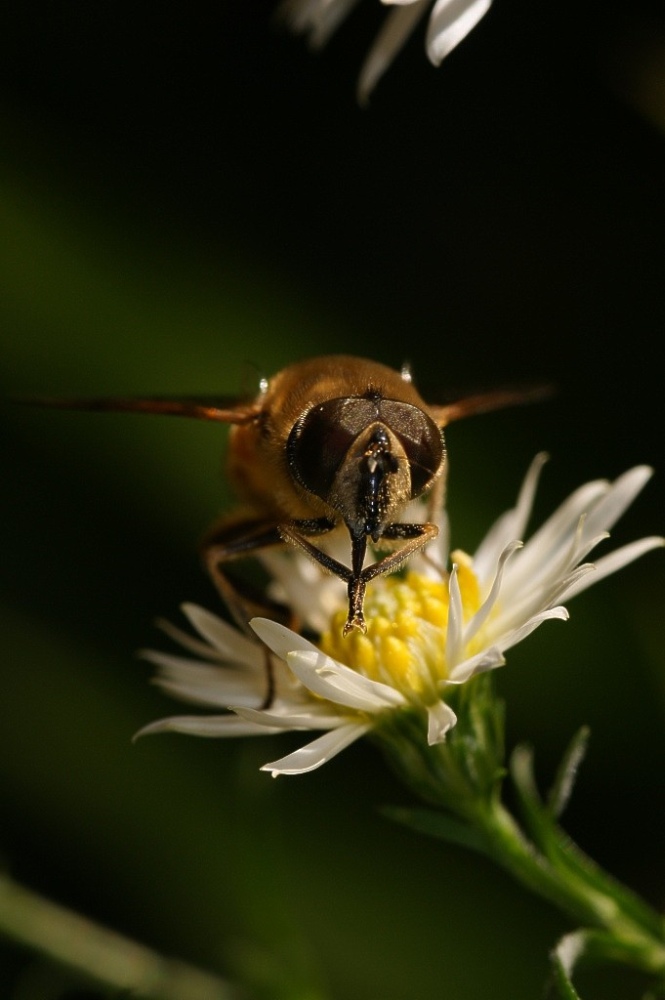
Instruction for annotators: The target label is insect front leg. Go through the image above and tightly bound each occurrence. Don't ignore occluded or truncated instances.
[334,522,439,635]
[342,523,439,636]
[278,520,370,633]
[282,521,439,636]
[361,521,440,585]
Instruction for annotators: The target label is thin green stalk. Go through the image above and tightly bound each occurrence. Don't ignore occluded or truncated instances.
[0,872,241,1000]
[476,800,665,979]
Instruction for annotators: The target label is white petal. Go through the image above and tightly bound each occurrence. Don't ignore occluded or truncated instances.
[447,645,505,684]
[410,504,449,578]
[427,700,457,744]
[182,604,263,667]
[445,563,463,667]
[153,617,220,662]
[501,481,607,579]
[464,540,522,645]
[261,549,345,633]
[151,680,265,713]
[545,564,598,606]
[567,526,610,568]
[426,0,492,66]
[357,1,429,104]
[581,466,653,539]
[488,559,592,636]
[140,649,214,674]
[473,453,547,582]
[140,647,267,705]
[433,505,451,572]
[509,452,549,540]
[141,648,255,679]
[498,484,610,605]
[562,536,664,600]
[496,606,569,651]
[287,650,406,710]
[309,0,363,48]
[232,704,347,731]
[261,722,371,775]
[500,530,661,630]
[279,0,325,34]
[250,617,320,661]
[135,714,283,739]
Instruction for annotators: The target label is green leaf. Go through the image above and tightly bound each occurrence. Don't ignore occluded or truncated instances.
[509,743,550,850]
[381,806,492,859]
[550,928,665,996]
[549,931,586,1000]
[510,741,665,938]
[546,726,590,820]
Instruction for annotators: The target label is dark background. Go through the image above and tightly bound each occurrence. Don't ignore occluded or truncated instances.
[1,2,664,997]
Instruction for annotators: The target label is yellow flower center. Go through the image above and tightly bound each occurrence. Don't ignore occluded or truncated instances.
[319,553,482,703]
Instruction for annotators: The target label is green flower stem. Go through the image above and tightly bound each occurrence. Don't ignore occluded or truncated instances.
[0,872,241,1000]
[475,799,665,978]
[377,698,665,986]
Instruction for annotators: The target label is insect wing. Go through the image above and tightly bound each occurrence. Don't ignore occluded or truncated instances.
[18,395,261,424]
[427,384,553,428]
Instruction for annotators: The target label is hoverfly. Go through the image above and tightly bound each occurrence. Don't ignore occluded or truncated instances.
[32,355,546,634]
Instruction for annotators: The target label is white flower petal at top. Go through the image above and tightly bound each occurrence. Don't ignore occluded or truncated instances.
[426,0,492,65]
[357,1,430,104]
[280,0,493,102]
[138,459,662,775]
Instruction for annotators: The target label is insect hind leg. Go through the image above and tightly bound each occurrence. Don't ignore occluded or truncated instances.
[203,515,341,704]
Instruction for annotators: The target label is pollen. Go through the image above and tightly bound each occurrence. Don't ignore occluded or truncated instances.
[319,560,483,702]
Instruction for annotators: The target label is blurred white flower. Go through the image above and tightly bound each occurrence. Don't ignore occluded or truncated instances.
[137,457,662,776]
[279,0,493,102]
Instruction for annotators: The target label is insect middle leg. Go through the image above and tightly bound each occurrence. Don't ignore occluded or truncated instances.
[202,514,337,634]
[201,515,293,635]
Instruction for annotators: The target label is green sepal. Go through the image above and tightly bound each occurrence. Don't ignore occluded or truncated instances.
[444,672,506,800]
[373,674,506,817]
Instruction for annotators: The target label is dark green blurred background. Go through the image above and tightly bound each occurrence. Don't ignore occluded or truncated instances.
[1,1,664,997]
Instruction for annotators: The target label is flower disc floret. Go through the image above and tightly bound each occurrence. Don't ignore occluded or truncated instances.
[320,562,481,702]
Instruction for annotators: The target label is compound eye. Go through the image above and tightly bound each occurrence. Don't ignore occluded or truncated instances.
[287,397,377,499]
[379,401,444,497]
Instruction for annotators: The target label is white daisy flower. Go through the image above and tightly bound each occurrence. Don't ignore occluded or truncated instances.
[279,0,493,102]
[137,457,662,776]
